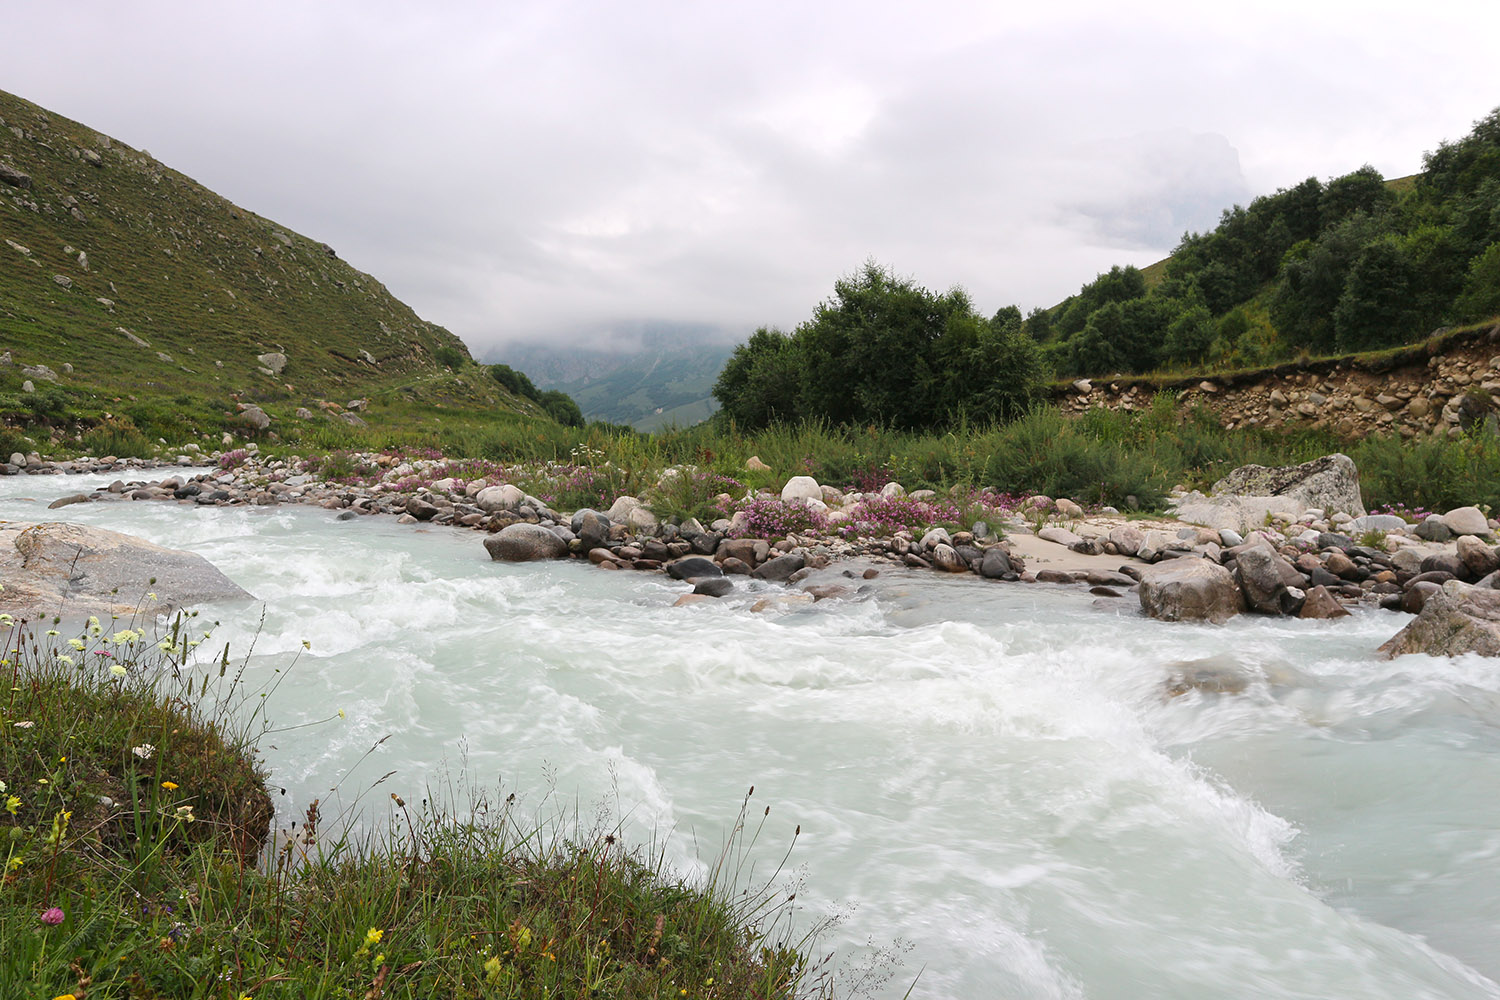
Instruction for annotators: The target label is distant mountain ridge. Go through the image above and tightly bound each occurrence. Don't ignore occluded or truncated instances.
[493,324,736,429]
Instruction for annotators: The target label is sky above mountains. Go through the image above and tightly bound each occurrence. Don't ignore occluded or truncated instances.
[5,1,1499,355]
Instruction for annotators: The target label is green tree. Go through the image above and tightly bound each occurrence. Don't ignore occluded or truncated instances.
[1455,241,1500,321]
[711,327,801,430]
[538,389,584,427]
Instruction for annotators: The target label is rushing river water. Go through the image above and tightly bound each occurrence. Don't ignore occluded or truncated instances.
[3,472,1499,999]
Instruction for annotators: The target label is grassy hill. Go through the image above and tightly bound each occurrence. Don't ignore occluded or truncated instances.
[0,88,549,455]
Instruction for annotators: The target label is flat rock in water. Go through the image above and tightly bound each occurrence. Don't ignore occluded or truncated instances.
[0,520,251,619]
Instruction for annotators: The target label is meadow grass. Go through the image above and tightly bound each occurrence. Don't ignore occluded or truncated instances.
[0,613,831,1000]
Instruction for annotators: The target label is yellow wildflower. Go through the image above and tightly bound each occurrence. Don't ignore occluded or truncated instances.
[363,927,384,947]
[5,795,19,814]
[161,781,178,791]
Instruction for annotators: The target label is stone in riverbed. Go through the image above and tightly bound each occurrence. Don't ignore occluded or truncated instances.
[1380,582,1500,657]
[483,523,567,561]
[1211,453,1365,517]
[1297,585,1349,619]
[1,520,252,619]
[978,546,1012,579]
[692,577,735,597]
[1457,535,1500,579]
[1138,557,1241,623]
[666,556,721,580]
[751,552,806,582]
[1037,525,1083,548]
[476,484,525,512]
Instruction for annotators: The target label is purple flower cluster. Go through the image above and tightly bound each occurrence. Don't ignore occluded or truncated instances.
[217,448,249,470]
[838,495,961,538]
[1369,501,1433,523]
[728,497,828,539]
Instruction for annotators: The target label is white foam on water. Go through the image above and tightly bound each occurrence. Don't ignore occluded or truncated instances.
[4,478,1499,998]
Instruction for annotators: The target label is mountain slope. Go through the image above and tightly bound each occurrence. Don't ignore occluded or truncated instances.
[497,325,735,430]
[0,88,542,448]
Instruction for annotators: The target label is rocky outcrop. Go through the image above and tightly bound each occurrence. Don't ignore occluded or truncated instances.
[1212,454,1365,517]
[1378,582,1500,657]
[1138,558,1241,623]
[1056,324,1500,441]
[0,520,251,620]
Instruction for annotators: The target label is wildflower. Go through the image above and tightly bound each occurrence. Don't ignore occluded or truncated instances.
[0,614,10,627]
[12,721,33,729]
[484,955,503,982]
[68,638,85,651]
[109,664,127,678]
[6,855,22,870]
[161,780,178,790]
[45,629,58,636]
[111,629,141,644]
[88,616,100,632]
[515,925,532,949]
[0,779,5,792]
[363,927,384,948]
[52,995,77,1000]
[174,805,195,823]
[133,744,156,760]
[148,592,158,602]
[55,654,73,666]
[4,795,19,814]
[338,708,346,719]
[40,906,64,925]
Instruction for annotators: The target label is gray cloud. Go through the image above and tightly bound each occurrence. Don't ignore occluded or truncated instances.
[4,1,1498,354]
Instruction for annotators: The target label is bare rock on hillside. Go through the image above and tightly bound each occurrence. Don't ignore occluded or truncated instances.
[0,521,251,620]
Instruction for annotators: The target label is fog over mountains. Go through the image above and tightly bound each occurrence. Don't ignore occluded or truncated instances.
[489,324,739,430]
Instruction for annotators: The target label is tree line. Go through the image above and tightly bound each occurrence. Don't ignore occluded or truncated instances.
[1036,106,1500,375]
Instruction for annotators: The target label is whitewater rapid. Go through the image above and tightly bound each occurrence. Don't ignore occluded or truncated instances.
[3,473,1497,999]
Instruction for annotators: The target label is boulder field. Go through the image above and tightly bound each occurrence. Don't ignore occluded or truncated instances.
[7,450,1500,658]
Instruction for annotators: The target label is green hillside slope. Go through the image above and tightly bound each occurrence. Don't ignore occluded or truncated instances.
[0,88,546,452]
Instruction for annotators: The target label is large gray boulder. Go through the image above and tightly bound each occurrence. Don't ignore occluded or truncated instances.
[1231,541,1301,615]
[1379,582,1500,658]
[1138,557,1242,624]
[0,521,251,620]
[483,523,567,562]
[1210,453,1365,517]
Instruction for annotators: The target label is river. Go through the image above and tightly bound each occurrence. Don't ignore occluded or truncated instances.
[3,471,1498,999]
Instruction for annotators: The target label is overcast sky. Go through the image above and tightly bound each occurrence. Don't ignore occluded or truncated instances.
[5,2,1499,356]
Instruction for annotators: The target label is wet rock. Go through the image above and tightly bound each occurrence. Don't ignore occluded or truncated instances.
[1402,580,1442,614]
[978,546,1012,579]
[1138,557,1242,624]
[1037,525,1083,548]
[752,552,806,582]
[405,496,439,521]
[692,577,734,597]
[930,543,967,572]
[667,556,721,580]
[1297,585,1350,619]
[483,523,567,561]
[46,492,90,509]
[1380,582,1500,657]
[1164,658,1253,697]
[1232,542,1299,614]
